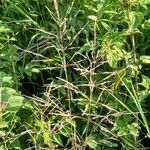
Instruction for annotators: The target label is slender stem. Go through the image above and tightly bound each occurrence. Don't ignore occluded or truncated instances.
[131,33,138,92]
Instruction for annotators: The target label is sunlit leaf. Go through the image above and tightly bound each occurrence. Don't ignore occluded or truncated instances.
[86,135,98,149]
[0,24,11,33]
[0,121,8,129]
[88,15,98,21]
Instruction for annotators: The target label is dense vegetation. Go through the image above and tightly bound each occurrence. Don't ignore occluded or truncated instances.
[0,0,150,149]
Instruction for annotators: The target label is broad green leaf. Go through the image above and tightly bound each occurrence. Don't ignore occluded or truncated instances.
[0,121,8,129]
[127,11,144,32]
[1,87,16,98]
[100,32,126,68]
[10,138,22,150]
[0,87,25,110]
[7,95,24,108]
[140,56,150,64]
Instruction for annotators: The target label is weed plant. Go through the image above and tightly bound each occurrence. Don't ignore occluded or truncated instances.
[0,0,150,149]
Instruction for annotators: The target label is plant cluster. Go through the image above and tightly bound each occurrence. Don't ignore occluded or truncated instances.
[0,0,150,149]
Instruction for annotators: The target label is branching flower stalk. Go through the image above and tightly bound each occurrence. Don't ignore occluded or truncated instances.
[84,19,97,149]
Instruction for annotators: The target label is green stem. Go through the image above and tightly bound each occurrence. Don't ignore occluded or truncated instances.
[131,33,138,92]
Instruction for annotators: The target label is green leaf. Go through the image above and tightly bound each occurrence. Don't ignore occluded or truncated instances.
[43,131,51,146]
[0,72,13,83]
[31,68,40,73]
[140,75,150,90]
[53,133,63,146]
[10,138,22,150]
[79,43,91,53]
[117,128,128,136]
[139,90,149,101]
[86,135,98,149]
[35,119,44,128]
[114,68,127,90]
[88,15,98,21]
[0,145,5,150]
[0,121,8,129]
[101,21,111,31]
[0,87,24,110]
[0,24,11,33]
[87,139,97,149]
[127,11,144,32]
[100,32,125,68]
[134,12,144,28]
[7,95,24,108]
[0,130,6,137]
[1,87,16,103]
[128,123,140,137]
[59,124,72,137]
[140,56,150,64]
[143,0,150,5]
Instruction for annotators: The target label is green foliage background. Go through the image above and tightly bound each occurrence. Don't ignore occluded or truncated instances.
[0,0,150,149]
